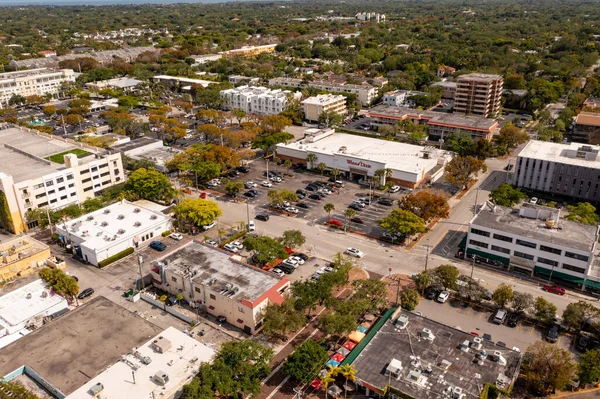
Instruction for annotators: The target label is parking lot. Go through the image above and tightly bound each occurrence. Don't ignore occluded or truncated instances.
[416,295,575,354]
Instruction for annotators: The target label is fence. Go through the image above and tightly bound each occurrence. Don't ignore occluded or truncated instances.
[140,294,195,324]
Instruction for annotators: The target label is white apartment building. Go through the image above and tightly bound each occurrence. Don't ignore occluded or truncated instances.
[56,200,171,266]
[151,241,290,335]
[302,94,347,122]
[269,77,378,106]
[0,68,76,106]
[191,53,222,66]
[382,90,428,107]
[220,85,301,115]
[466,203,600,291]
[0,127,124,234]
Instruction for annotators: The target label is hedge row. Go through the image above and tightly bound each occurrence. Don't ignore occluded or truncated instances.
[98,247,135,268]
[219,230,248,248]
[161,230,171,237]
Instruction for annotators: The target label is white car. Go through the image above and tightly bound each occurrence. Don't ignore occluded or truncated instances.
[283,258,298,267]
[389,186,401,193]
[223,243,239,253]
[270,176,282,182]
[207,180,218,187]
[202,222,216,231]
[283,201,291,207]
[437,291,450,303]
[169,233,183,241]
[316,266,334,275]
[285,207,299,214]
[230,241,244,250]
[345,247,365,258]
[205,239,218,247]
[247,220,255,231]
[271,268,285,277]
[530,197,539,205]
[245,181,258,188]
[291,256,305,265]
[261,181,273,187]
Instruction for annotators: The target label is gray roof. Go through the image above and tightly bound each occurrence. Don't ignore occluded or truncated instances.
[457,73,503,83]
[352,311,521,399]
[472,205,598,252]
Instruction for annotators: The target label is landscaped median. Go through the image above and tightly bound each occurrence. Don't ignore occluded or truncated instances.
[98,247,134,268]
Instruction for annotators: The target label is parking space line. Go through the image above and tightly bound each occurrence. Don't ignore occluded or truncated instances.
[466,305,473,315]
[529,326,535,336]
[516,324,521,332]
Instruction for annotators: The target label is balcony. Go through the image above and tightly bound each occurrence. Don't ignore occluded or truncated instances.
[21,192,31,199]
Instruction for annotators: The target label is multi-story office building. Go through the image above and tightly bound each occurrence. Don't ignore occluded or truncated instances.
[0,127,124,234]
[269,77,378,106]
[454,73,503,118]
[220,85,301,115]
[382,90,428,107]
[573,112,600,144]
[466,203,600,291]
[219,44,277,59]
[0,68,76,106]
[513,140,600,202]
[301,94,347,122]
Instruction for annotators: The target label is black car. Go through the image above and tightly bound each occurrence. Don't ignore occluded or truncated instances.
[576,334,590,352]
[297,202,309,209]
[496,341,507,348]
[425,286,440,300]
[546,324,559,343]
[295,253,309,261]
[227,170,239,177]
[296,189,307,196]
[306,185,318,192]
[149,241,167,251]
[308,194,322,200]
[256,214,270,221]
[244,191,256,198]
[348,203,363,211]
[312,181,325,187]
[77,288,94,299]
[351,217,364,224]
[507,312,520,328]
[237,166,250,173]
[217,315,227,323]
[482,333,493,342]
[378,199,394,206]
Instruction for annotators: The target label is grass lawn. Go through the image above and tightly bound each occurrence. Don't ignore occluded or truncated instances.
[45,149,91,164]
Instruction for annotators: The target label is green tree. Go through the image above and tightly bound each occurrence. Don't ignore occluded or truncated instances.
[306,153,317,169]
[339,364,357,399]
[284,159,293,174]
[443,131,476,157]
[232,109,246,125]
[39,267,79,298]
[282,340,329,383]
[244,235,288,265]
[444,156,487,190]
[260,115,292,135]
[225,180,244,197]
[400,289,420,311]
[511,291,534,314]
[280,230,306,249]
[173,198,222,228]
[496,122,529,149]
[318,312,357,337]
[492,283,514,308]
[352,279,388,314]
[378,209,426,238]
[562,301,600,332]
[291,280,319,316]
[262,298,306,340]
[521,341,577,395]
[431,265,459,290]
[398,190,450,222]
[374,168,393,186]
[0,380,41,399]
[565,202,599,225]
[324,203,335,219]
[127,168,175,203]
[489,184,527,207]
[316,162,327,177]
[413,271,432,294]
[579,349,600,386]
[344,208,356,230]
[81,198,105,213]
[535,296,557,324]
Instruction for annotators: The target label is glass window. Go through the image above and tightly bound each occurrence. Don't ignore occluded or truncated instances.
[540,245,562,255]
[470,228,490,237]
[516,239,536,249]
[565,252,589,262]
[469,239,488,249]
[493,233,513,243]
[209,294,216,300]
[562,264,586,274]
[56,177,64,183]
[514,251,534,261]
[537,257,558,266]
[491,245,510,254]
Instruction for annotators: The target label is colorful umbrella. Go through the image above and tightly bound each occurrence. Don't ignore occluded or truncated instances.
[325,359,340,368]
[310,379,323,390]
[356,325,368,333]
[331,353,345,362]
[336,347,350,356]
[343,341,357,351]
[348,330,366,343]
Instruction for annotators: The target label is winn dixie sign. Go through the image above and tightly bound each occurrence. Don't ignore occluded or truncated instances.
[347,159,372,169]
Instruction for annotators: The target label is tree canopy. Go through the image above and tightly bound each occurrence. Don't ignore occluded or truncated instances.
[126,168,175,203]
[489,184,527,207]
[173,198,222,228]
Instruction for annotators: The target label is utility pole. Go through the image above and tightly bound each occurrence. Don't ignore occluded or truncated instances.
[424,242,432,271]
[246,201,250,226]
[137,255,144,293]
[46,207,53,234]
[471,255,477,279]
[473,188,480,216]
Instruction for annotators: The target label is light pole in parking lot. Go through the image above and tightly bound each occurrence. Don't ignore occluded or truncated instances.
[424,240,432,271]
[471,254,477,279]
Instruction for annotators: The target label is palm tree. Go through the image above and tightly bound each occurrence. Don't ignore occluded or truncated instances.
[217,228,227,245]
[344,208,356,232]
[284,159,292,174]
[316,162,327,177]
[306,153,317,169]
[272,156,281,172]
[324,203,335,219]
[339,364,357,399]
[322,374,335,399]
[332,168,341,181]
[374,168,393,186]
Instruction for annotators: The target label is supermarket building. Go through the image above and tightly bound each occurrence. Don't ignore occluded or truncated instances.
[275,129,452,188]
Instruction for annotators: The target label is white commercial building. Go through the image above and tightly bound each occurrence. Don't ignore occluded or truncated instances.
[55,200,171,266]
[220,85,301,115]
[302,94,347,122]
[276,129,451,188]
[0,68,76,106]
[382,90,428,107]
[85,77,142,91]
[0,127,124,234]
[191,53,222,65]
[0,279,68,349]
[269,77,378,106]
[152,75,216,89]
[67,326,215,399]
[466,203,600,291]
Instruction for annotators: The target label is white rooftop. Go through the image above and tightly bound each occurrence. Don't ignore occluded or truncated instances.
[58,200,170,252]
[87,77,142,89]
[518,140,600,168]
[66,326,215,399]
[153,75,216,88]
[302,94,346,105]
[279,133,439,174]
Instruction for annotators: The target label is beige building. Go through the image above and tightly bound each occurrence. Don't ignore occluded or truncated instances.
[0,236,52,282]
[151,241,289,335]
[302,94,347,122]
[0,127,124,234]
[0,68,76,106]
[454,73,503,118]
[220,44,277,59]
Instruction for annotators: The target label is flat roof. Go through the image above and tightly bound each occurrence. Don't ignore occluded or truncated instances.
[159,241,283,304]
[517,140,600,168]
[87,77,142,88]
[472,205,598,252]
[110,136,162,153]
[301,94,346,105]
[352,311,521,398]
[368,105,498,131]
[0,296,164,395]
[457,73,503,82]
[575,113,600,127]
[278,132,442,175]
[66,326,215,399]
[0,279,67,329]
[153,75,216,87]
[57,200,170,252]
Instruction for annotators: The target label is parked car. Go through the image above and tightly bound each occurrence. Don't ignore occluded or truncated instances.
[256,214,270,221]
[247,220,255,231]
[507,312,520,328]
[244,191,256,198]
[348,203,363,211]
[202,222,216,231]
[493,309,507,325]
[482,333,493,342]
[285,206,299,214]
[237,166,250,173]
[169,233,183,241]
[297,202,309,209]
[388,186,401,193]
[217,315,227,323]
[345,247,364,258]
[296,189,307,196]
[543,285,566,295]
[530,197,539,205]
[294,253,309,261]
[309,194,323,200]
[149,241,167,251]
[306,185,318,192]
[77,288,94,299]
[546,324,559,343]
[245,181,257,188]
[329,219,343,227]
[200,192,207,199]
[230,241,244,250]
[351,217,364,224]
[270,268,285,277]
[378,198,394,206]
[577,334,590,352]
[437,291,450,303]
[291,256,305,265]
[223,243,239,253]
[205,239,218,247]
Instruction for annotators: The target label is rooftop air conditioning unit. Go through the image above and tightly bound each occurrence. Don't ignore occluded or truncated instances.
[101,221,108,227]
[104,209,110,214]
[151,336,172,353]
[134,221,141,227]
[117,214,125,220]
[117,229,125,234]
[87,216,94,221]
[133,208,141,213]
[150,215,157,220]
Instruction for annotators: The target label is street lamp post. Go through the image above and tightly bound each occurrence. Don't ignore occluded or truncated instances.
[548,260,557,285]
[471,255,477,280]
[473,188,480,217]
[424,241,432,271]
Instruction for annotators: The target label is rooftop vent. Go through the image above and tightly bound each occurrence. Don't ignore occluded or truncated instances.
[151,336,172,354]
[134,221,141,227]
[101,221,108,227]
[207,278,217,286]
[117,214,125,220]
[150,215,158,220]
[87,216,94,221]
[117,229,125,234]
[470,337,483,351]
[459,340,470,352]
[385,358,402,379]
[420,328,435,342]
[104,209,111,214]
[395,314,409,329]
[133,208,141,213]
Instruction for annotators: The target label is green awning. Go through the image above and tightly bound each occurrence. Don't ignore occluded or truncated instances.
[586,279,600,290]
[534,266,585,284]
[466,248,510,264]
[458,235,467,249]
[341,307,395,366]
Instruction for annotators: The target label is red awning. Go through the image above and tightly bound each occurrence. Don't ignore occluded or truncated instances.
[331,353,345,362]
[343,341,357,351]
[310,379,324,390]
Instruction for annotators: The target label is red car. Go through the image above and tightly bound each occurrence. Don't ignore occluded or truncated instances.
[328,219,343,227]
[200,192,207,199]
[543,285,566,295]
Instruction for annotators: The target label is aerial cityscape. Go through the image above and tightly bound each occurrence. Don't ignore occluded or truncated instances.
[1,0,600,398]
